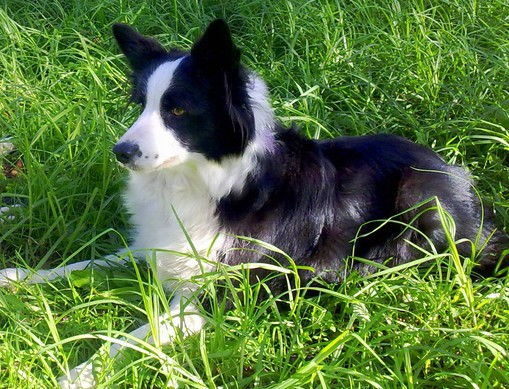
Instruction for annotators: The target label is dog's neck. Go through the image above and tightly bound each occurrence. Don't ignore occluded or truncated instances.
[202,75,277,199]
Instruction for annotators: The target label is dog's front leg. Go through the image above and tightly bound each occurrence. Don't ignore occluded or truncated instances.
[58,291,205,389]
[0,253,130,287]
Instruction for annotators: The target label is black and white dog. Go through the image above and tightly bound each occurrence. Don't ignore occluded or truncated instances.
[1,19,507,388]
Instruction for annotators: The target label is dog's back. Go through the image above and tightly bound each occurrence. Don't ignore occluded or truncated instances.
[216,129,508,285]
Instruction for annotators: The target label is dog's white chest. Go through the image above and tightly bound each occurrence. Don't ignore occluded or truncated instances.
[124,168,220,286]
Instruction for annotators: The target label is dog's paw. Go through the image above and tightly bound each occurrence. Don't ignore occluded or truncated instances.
[0,267,29,287]
[58,362,96,389]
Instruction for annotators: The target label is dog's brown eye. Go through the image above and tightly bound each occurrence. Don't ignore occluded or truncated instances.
[170,107,186,116]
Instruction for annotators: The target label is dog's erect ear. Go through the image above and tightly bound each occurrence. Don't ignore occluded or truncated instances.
[112,23,167,71]
[191,19,240,71]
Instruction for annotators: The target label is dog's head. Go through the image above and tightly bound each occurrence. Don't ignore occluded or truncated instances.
[112,19,270,172]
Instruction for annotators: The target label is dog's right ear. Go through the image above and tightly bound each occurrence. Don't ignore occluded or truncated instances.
[112,23,167,71]
[191,19,240,72]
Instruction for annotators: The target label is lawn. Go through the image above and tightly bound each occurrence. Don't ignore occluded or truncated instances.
[0,0,508,387]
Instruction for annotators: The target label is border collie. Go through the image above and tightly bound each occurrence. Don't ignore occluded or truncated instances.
[1,19,507,388]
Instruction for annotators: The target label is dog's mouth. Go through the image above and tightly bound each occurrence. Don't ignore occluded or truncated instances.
[116,156,183,172]
[157,156,182,169]
[116,160,138,171]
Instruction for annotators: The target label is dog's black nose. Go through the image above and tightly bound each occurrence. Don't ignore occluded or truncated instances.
[113,142,142,164]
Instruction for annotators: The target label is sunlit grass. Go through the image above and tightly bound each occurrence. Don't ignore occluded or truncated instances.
[0,0,508,387]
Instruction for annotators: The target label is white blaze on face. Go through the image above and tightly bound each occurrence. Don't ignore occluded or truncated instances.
[116,58,189,171]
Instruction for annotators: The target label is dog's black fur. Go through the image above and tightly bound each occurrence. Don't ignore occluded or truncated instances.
[218,129,508,288]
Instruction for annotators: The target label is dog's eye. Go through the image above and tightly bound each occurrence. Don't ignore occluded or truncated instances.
[170,107,186,117]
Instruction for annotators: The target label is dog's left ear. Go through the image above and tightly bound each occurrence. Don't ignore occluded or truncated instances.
[191,19,241,71]
[113,23,167,71]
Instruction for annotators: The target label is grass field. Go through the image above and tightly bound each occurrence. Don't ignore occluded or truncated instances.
[0,0,508,387]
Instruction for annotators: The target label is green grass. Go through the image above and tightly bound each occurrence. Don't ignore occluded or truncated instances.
[0,0,508,387]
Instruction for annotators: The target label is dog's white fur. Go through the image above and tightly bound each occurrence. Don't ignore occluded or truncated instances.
[0,56,275,388]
